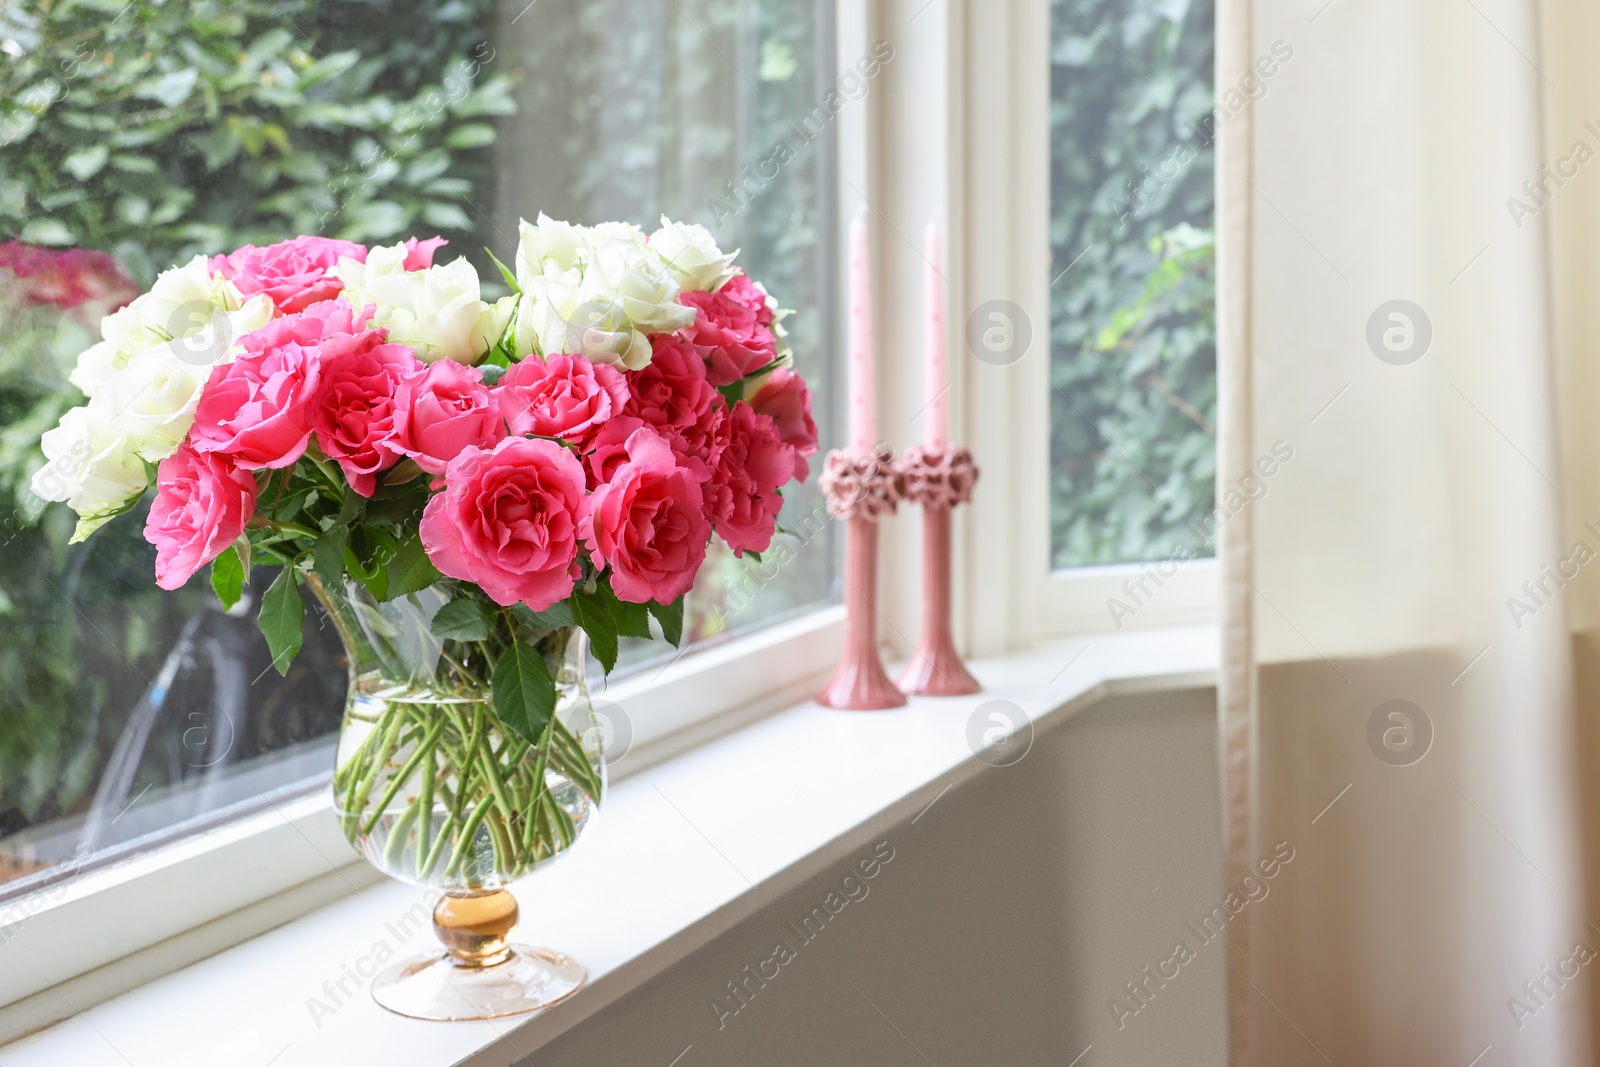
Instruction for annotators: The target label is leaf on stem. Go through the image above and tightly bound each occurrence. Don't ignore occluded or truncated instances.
[514,601,574,629]
[384,533,441,601]
[258,567,304,675]
[210,544,244,612]
[312,524,349,590]
[491,643,556,745]
[570,587,618,674]
[484,246,521,295]
[647,595,686,648]
[432,597,495,641]
[602,583,652,639]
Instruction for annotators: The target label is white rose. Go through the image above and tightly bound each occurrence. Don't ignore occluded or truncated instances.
[518,274,652,371]
[584,234,695,335]
[514,213,591,288]
[135,255,243,340]
[68,257,251,398]
[30,405,150,540]
[588,220,648,248]
[69,339,125,399]
[335,247,504,364]
[649,216,738,292]
[93,346,213,462]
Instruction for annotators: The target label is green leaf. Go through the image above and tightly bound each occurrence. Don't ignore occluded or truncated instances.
[444,123,497,149]
[62,145,109,180]
[647,596,686,648]
[258,568,305,675]
[210,546,244,612]
[19,218,74,246]
[431,597,495,642]
[602,584,652,639]
[337,487,366,524]
[484,246,520,295]
[135,68,199,108]
[569,587,618,674]
[491,643,556,745]
[312,524,349,590]
[514,601,574,629]
[421,202,471,230]
[364,478,428,526]
[383,534,440,601]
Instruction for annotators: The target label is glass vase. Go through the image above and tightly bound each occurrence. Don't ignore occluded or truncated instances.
[309,575,605,1021]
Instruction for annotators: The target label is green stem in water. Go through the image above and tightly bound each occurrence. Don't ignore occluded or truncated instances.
[445,794,496,880]
[413,744,436,876]
[417,779,459,879]
[521,713,558,852]
[476,719,518,828]
[345,710,407,828]
[362,715,446,836]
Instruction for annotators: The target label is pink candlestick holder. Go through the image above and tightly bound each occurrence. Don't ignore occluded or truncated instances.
[896,444,980,696]
[816,444,906,710]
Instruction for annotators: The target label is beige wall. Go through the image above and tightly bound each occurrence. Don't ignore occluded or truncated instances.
[500,687,1225,1067]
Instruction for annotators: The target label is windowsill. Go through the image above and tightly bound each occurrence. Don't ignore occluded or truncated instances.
[0,625,1217,1067]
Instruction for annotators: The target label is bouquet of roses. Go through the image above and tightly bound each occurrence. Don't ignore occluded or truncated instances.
[29,217,818,884]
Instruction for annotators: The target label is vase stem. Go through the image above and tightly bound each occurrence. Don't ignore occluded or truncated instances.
[434,891,518,968]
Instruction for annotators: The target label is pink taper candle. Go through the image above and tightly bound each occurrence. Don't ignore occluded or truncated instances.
[897,218,979,697]
[847,215,876,452]
[924,220,948,447]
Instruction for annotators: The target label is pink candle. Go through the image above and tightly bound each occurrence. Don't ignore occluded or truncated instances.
[924,220,948,447]
[847,215,875,452]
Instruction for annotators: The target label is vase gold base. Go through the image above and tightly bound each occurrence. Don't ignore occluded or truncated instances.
[371,945,587,1021]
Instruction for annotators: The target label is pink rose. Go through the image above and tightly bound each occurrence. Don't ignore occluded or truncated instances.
[189,303,361,469]
[420,437,586,609]
[580,425,710,604]
[676,273,778,387]
[392,359,506,476]
[719,272,775,327]
[496,353,629,446]
[748,367,819,481]
[144,444,258,591]
[624,335,725,476]
[314,336,423,497]
[209,236,367,314]
[706,403,795,556]
[400,236,447,270]
[583,415,647,489]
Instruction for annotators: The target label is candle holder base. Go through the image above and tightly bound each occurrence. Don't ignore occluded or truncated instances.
[818,654,908,710]
[897,637,980,697]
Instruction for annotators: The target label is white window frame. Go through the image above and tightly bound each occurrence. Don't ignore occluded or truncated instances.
[0,0,862,1029]
[939,0,1218,652]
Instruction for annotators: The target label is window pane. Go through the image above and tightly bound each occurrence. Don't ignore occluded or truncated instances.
[1048,0,1216,569]
[0,0,837,893]
[491,0,840,671]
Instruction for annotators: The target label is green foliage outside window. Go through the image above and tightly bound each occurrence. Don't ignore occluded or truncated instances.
[1049,0,1217,568]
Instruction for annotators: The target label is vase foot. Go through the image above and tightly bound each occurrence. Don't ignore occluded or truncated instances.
[370,944,587,1021]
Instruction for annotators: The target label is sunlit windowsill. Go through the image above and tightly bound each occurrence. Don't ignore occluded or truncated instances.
[0,625,1217,1067]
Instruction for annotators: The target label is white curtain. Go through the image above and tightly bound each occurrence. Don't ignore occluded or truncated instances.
[1217,0,1599,1063]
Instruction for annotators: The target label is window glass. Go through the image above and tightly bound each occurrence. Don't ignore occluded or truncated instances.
[0,0,837,894]
[1048,0,1216,569]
